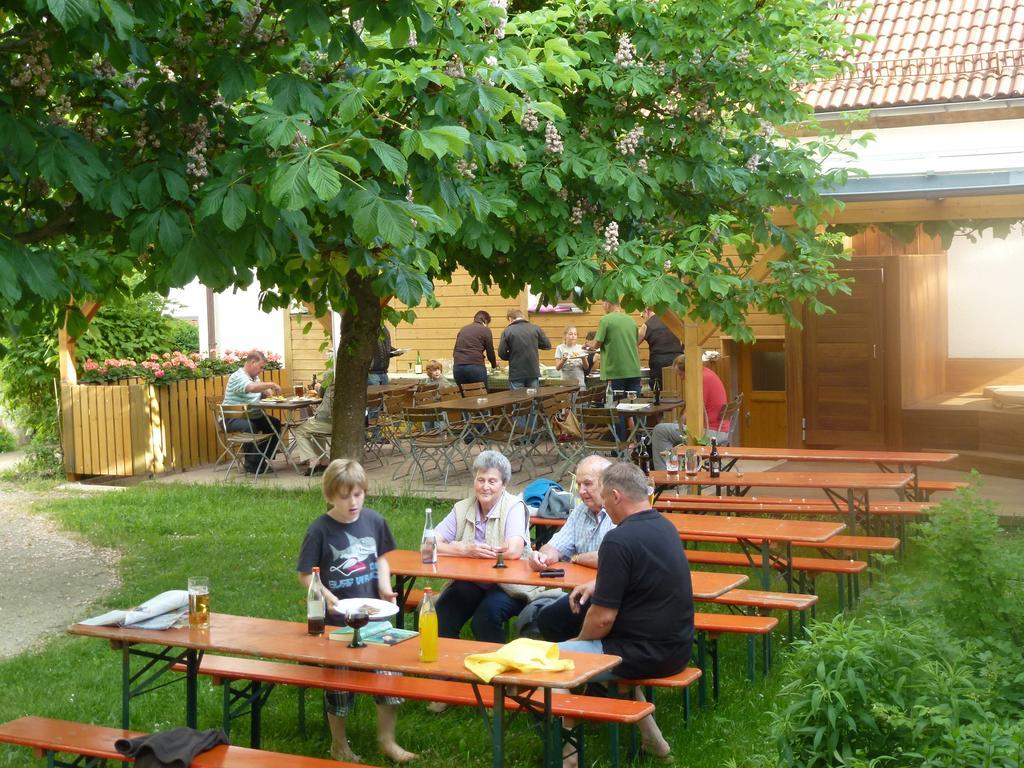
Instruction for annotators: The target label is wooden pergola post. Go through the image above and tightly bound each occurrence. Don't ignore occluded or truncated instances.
[58,300,101,384]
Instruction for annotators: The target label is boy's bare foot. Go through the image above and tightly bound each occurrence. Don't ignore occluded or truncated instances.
[380,741,417,763]
[330,743,362,763]
[425,701,448,714]
[640,734,672,761]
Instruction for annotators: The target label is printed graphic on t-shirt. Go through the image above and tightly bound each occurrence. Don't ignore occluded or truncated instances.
[327,533,379,590]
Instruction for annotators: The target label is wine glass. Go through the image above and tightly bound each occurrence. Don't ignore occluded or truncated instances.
[346,610,370,648]
[492,544,508,569]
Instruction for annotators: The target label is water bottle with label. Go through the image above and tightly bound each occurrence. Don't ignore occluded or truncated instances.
[420,507,437,564]
[604,382,614,409]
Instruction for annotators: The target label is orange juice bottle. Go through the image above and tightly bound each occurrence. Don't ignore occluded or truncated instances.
[418,588,438,662]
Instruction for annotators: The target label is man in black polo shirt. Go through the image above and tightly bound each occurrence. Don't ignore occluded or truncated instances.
[558,461,694,765]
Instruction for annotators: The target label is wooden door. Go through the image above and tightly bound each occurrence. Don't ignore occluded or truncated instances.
[738,341,788,447]
[802,267,886,447]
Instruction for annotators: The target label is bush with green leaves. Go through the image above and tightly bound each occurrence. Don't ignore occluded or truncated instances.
[167,319,200,354]
[773,483,1024,768]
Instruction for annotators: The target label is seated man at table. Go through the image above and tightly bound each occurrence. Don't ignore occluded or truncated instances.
[221,350,282,475]
[291,379,333,476]
[558,461,694,766]
[519,455,614,641]
[651,353,728,470]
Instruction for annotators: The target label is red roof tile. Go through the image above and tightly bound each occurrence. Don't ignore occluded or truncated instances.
[805,0,1024,111]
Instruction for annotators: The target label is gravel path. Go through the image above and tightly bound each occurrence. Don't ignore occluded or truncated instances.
[0,485,119,659]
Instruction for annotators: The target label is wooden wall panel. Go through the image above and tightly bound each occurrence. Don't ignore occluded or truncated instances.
[898,253,947,405]
[285,312,334,389]
[945,359,1024,393]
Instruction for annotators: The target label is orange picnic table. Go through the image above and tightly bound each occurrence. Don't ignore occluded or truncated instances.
[648,469,912,531]
[69,613,618,768]
[677,446,957,500]
[386,549,747,623]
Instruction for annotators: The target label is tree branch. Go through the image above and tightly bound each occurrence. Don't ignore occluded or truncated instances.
[13,211,76,245]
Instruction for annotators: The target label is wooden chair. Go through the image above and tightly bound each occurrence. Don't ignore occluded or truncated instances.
[393,410,461,486]
[708,393,743,446]
[536,394,583,478]
[459,380,487,397]
[579,407,635,459]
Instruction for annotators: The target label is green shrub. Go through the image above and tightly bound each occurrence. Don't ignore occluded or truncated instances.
[0,426,16,452]
[167,319,200,354]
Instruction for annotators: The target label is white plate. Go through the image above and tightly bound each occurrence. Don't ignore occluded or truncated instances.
[331,597,399,620]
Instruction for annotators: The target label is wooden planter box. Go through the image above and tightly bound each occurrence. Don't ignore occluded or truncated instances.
[60,370,290,478]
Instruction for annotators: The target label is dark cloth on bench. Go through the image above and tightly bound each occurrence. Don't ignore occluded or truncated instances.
[115,727,228,768]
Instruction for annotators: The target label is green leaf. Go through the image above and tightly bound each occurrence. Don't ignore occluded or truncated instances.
[307,155,342,202]
[375,200,414,246]
[137,168,162,210]
[97,0,134,37]
[268,74,324,119]
[270,161,310,210]
[161,169,189,201]
[425,125,470,155]
[9,248,60,299]
[48,0,97,29]
[369,139,407,181]
[211,55,256,103]
[158,209,184,254]
[221,187,247,230]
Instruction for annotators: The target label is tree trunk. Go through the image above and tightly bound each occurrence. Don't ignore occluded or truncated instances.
[330,273,382,462]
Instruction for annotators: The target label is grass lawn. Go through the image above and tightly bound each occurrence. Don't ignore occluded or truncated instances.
[0,482,852,767]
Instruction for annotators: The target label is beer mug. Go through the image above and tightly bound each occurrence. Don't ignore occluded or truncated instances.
[188,576,210,630]
[663,450,680,474]
[684,448,701,476]
[294,384,305,397]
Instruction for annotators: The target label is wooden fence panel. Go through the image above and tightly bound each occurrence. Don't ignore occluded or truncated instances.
[61,368,293,478]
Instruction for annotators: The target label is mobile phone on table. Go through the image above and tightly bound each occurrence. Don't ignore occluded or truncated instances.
[540,569,565,578]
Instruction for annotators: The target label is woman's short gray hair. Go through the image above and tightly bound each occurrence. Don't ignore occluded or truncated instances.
[473,450,512,485]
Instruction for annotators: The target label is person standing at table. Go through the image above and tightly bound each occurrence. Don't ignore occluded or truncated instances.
[554,325,590,390]
[296,460,416,764]
[498,308,551,389]
[221,350,282,475]
[637,309,683,390]
[519,455,614,641]
[558,462,693,766]
[368,326,403,385]
[591,300,642,398]
[651,354,728,469]
[452,310,498,392]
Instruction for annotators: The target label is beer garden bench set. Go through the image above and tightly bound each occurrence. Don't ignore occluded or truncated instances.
[0,441,965,767]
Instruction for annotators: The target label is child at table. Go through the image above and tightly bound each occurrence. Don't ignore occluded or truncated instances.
[296,459,415,763]
[555,326,589,390]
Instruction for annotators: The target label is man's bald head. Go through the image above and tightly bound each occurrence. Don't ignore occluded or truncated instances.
[575,455,612,512]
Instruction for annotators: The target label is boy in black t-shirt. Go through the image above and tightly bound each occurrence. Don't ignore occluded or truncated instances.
[296,460,414,764]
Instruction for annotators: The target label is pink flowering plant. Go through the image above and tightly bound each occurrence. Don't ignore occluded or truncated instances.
[79,349,282,385]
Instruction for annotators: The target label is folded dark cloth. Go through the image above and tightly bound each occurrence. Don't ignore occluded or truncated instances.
[115,727,228,768]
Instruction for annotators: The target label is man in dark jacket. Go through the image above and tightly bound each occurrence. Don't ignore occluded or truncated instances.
[638,309,683,389]
[452,310,498,391]
[368,326,403,385]
[498,309,551,389]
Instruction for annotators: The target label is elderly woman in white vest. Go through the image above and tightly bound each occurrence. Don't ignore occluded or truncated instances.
[433,450,531,643]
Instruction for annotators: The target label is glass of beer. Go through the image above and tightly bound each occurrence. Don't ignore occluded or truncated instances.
[664,450,680,475]
[684,448,701,476]
[188,576,210,630]
[294,383,305,397]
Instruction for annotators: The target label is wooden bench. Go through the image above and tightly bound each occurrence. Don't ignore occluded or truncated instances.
[174,655,684,767]
[914,479,967,499]
[0,716,365,767]
[682,548,867,610]
[691,612,778,703]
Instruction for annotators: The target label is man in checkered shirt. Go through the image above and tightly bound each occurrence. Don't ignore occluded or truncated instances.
[526,454,615,640]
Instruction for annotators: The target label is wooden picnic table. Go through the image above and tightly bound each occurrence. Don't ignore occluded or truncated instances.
[662,513,845,590]
[404,385,577,414]
[252,397,322,473]
[648,470,912,531]
[677,446,957,501]
[69,613,618,768]
[385,549,748,625]
[368,382,417,397]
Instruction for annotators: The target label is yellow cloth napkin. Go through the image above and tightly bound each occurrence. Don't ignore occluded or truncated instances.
[464,638,574,683]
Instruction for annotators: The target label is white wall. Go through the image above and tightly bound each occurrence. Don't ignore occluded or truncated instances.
[167,279,210,353]
[947,225,1024,358]
[168,277,286,362]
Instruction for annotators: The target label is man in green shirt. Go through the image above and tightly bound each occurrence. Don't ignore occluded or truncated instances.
[593,301,642,396]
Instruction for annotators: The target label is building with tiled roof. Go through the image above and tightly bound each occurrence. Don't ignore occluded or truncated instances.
[806,0,1024,112]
